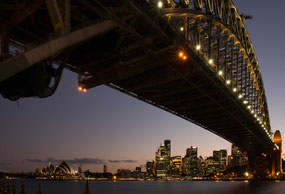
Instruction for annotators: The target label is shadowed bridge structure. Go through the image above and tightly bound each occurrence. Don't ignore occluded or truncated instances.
[0,0,282,178]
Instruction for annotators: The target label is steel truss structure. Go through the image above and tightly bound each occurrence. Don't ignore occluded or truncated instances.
[0,0,278,153]
[162,0,271,135]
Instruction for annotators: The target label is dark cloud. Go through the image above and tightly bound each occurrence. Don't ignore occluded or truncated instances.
[122,160,137,163]
[108,160,121,163]
[27,157,137,165]
[26,157,105,165]
[66,158,105,165]
[26,159,47,163]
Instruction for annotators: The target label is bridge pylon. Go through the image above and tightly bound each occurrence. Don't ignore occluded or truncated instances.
[247,130,282,179]
[272,130,282,178]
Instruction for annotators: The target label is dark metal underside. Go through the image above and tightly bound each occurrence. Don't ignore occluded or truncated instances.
[0,0,275,152]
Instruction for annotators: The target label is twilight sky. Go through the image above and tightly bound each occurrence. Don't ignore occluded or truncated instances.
[1,0,285,173]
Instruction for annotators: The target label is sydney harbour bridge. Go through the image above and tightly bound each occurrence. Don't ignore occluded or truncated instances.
[0,0,283,178]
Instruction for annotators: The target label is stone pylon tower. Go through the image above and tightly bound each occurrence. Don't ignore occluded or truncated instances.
[273,130,282,176]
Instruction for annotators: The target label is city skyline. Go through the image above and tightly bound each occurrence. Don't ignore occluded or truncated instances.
[1,0,285,174]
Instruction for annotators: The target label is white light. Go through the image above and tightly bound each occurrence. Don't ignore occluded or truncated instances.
[158,1,163,8]
[238,94,243,99]
[218,70,223,76]
[233,88,237,92]
[180,27,184,31]
[262,124,264,127]
[247,105,251,109]
[196,45,201,50]
[254,114,257,118]
[209,59,214,64]
[226,80,231,85]
[251,110,254,114]
[243,100,248,104]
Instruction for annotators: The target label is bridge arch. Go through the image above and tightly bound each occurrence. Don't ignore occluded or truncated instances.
[161,0,271,135]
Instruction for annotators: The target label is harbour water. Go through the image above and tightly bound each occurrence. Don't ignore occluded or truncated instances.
[6,179,285,194]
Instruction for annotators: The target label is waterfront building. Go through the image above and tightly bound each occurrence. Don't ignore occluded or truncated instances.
[212,149,227,171]
[36,160,79,180]
[219,149,227,170]
[204,157,220,176]
[155,140,171,178]
[170,156,182,176]
[230,145,248,167]
[213,151,220,161]
[103,165,107,173]
[136,167,141,173]
[197,156,205,176]
[183,146,198,176]
[146,160,155,177]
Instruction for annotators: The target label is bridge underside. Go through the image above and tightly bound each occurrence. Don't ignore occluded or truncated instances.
[70,34,271,152]
[0,0,276,154]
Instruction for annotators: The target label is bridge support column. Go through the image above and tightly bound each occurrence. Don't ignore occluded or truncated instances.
[247,151,271,179]
[272,130,282,178]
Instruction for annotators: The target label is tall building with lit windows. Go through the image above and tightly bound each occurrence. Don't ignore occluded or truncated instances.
[183,146,198,176]
[155,140,171,178]
[230,144,248,166]
[219,149,227,170]
[146,160,155,177]
[170,156,182,176]
[213,149,227,171]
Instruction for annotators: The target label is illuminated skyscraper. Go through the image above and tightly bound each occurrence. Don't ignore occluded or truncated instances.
[170,156,182,176]
[183,146,198,176]
[146,160,155,177]
[231,144,248,166]
[155,140,171,178]
[213,149,227,171]
[213,151,220,161]
[219,149,227,170]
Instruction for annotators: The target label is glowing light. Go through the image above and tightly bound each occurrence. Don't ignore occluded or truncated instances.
[183,56,187,60]
[238,94,243,99]
[226,80,231,85]
[180,27,184,31]
[218,70,223,76]
[257,118,260,121]
[179,52,184,58]
[254,114,257,117]
[245,172,249,177]
[113,175,117,180]
[251,110,254,114]
[158,1,163,8]
[233,88,237,92]
[209,59,214,64]
[243,100,248,104]
[78,86,82,91]
[247,105,251,109]
[83,88,87,93]
[196,45,201,50]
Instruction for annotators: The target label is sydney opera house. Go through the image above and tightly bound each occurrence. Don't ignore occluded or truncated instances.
[36,160,81,180]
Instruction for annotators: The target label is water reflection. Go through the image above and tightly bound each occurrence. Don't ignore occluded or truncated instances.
[2,179,285,194]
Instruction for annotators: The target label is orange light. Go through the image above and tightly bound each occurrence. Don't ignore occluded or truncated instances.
[179,52,184,58]
[183,56,187,60]
[78,86,82,91]
[83,88,87,93]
